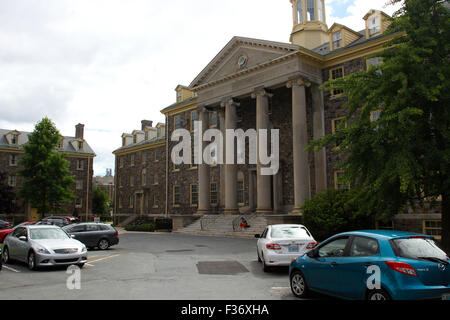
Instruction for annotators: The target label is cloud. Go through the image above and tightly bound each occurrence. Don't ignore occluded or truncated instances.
[0,0,401,176]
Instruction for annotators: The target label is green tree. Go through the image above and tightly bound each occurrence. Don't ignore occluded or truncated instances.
[0,171,16,213]
[309,0,450,251]
[92,186,110,215]
[18,117,76,215]
[302,188,376,241]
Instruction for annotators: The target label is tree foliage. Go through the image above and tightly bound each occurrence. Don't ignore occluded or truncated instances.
[18,117,76,215]
[92,186,111,215]
[302,189,376,241]
[308,0,450,250]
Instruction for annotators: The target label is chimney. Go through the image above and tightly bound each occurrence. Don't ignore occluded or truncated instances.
[141,120,153,130]
[75,123,85,139]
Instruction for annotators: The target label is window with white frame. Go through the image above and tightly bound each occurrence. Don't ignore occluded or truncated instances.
[8,175,16,187]
[11,134,19,145]
[173,185,181,206]
[369,16,381,36]
[77,159,84,170]
[9,154,17,166]
[190,184,198,207]
[332,31,343,49]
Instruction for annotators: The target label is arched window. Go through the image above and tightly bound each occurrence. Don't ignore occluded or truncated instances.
[297,0,303,23]
[307,0,315,21]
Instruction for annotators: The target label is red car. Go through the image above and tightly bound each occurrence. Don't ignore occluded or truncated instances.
[0,221,35,243]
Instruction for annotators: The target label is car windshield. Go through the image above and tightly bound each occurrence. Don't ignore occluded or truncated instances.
[29,228,70,240]
[270,226,310,239]
[391,238,449,261]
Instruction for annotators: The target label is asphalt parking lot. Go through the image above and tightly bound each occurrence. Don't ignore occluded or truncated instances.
[0,232,302,300]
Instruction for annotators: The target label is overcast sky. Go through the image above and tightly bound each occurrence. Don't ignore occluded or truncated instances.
[0,0,401,177]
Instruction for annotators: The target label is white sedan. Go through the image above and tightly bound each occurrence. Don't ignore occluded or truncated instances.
[255,224,317,272]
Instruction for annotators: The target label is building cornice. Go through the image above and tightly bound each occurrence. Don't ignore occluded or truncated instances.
[113,140,166,156]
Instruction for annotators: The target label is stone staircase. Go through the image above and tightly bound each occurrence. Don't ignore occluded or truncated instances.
[174,214,269,239]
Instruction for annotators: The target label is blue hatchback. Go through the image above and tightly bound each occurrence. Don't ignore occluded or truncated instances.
[289,230,450,300]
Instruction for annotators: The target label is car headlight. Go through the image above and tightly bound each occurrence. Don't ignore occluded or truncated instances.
[81,246,87,253]
[36,246,51,254]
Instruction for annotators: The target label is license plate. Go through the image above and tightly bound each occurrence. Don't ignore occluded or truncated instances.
[289,246,299,253]
[443,294,450,301]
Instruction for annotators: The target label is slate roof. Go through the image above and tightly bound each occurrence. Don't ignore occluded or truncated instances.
[0,128,95,156]
[113,136,165,153]
[311,29,389,56]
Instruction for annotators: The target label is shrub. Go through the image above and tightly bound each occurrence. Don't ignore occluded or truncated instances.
[301,188,376,241]
[125,223,156,232]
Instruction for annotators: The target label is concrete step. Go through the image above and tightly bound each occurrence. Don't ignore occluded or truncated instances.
[175,214,270,239]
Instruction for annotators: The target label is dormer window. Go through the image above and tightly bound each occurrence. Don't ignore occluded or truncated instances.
[332,31,343,49]
[122,137,126,147]
[133,135,137,144]
[78,141,84,150]
[11,134,19,145]
[177,90,182,102]
[145,131,149,141]
[369,17,381,36]
[58,139,64,149]
[157,127,162,138]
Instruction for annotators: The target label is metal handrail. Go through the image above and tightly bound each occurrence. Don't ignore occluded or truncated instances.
[200,215,220,231]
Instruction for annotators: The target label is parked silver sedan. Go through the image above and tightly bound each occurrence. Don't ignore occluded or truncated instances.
[2,225,88,270]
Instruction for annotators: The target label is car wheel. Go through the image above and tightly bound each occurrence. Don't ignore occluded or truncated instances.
[367,289,391,301]
[98,239,110,250]
[28,251,37,271]
[290,270,308,299]
[3,246,10,264]
[262,254,271,272]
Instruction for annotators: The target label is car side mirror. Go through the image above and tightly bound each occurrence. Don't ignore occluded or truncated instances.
[254,234,261,239]
[19,236,27,242]
[307,248,318,258]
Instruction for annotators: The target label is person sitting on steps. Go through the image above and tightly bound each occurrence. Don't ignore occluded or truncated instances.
[240,217,250,230]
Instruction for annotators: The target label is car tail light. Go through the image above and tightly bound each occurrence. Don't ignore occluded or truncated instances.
[266,243,282,250]
[385,261,418,277]
[114,231,119,237]
[306,242,318,249]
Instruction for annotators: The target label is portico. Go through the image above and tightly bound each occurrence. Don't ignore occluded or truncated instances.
[189,37,327,216]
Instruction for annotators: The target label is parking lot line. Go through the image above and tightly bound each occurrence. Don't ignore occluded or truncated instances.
[87,254,120,265]
[3,265,20,273]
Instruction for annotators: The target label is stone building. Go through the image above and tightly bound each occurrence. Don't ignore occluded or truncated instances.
[0,124,95,222]
[93,169,115,202]
[113,120,166,222]
[112,1,442,238]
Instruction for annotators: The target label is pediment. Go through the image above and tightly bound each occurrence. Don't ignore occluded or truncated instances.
[189,36,299,88]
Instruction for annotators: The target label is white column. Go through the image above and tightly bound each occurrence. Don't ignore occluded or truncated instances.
[252,88,273,214]
[197,107,210,215]
[287,78,311,214]
[222,98,239,215]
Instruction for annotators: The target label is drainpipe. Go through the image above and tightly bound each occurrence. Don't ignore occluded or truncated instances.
[165,114,169,218]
